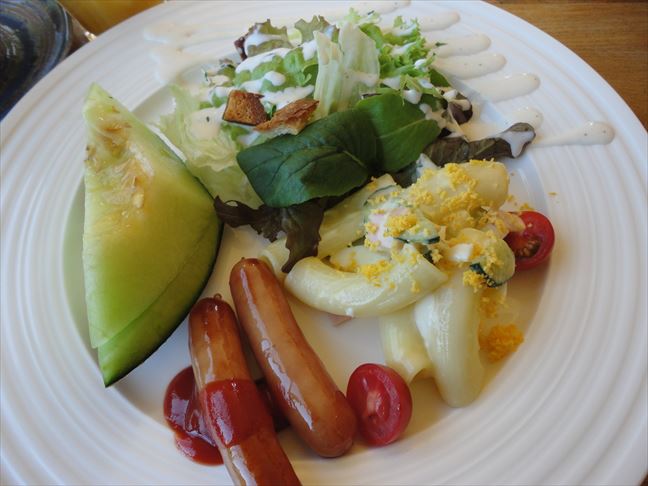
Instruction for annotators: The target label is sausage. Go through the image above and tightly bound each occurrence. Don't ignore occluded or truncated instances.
[229,258,357,458]
[189,296,301,486]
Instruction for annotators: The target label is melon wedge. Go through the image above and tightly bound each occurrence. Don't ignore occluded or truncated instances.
[98,224,219,385]
[82,84,220,384]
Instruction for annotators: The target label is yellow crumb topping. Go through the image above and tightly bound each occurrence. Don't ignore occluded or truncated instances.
[364,221,378,235]
[463,269,487,291]
[358,260,392,286]
[430,248,443,264]
[384,211,417,237]
[364,238,380,251]
[479,324,524,361]
[390,248,407,264]
[444,163,473,189]
[406,184,435,206]
[479,296,499,319]
[480,233,503,275]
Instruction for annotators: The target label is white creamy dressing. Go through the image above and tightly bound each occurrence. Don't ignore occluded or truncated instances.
[206,74,230,86]
[240,79,264,93]
[391,41,416,56]
[534,121,615,147]
[264,71,286,86]
[390,23,417,37]
[188,106,226,140]
[263,85,314,108]
[301,39,318,60]
[442,89,471,110]
[434,52,506,80]
[403,89,422,104]
[144,4,615,149]
[240,71,286,93]
[419,103,447,129]
[462,106,544,141]
[244,31,284,51]
[435,34,491,58]
[468,73,541,102]
[381,76,401,90]
[211,85,235,99]
[235,47,292,73]
[414,58,427,70]
[499,129,536,157]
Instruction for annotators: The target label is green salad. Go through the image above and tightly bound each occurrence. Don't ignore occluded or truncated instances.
[156,10,534,271]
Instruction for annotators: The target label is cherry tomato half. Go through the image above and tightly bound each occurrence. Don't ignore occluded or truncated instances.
[346,364,412,446]
[505,211,555,271]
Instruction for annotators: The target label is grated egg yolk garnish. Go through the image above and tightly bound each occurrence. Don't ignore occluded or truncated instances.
[479,323,524,361]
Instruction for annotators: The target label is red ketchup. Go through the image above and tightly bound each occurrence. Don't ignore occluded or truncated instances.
[164,367,222,465]
[164,367,288,464]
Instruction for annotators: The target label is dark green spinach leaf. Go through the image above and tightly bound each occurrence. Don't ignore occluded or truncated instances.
[237,109,377,207]
[355,93,440,173]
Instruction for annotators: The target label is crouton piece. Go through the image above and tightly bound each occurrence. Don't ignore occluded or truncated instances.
[255,98,319,136]
[223,90,268,126]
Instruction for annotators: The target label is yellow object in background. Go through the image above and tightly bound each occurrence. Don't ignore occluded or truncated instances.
[58,0,161,34]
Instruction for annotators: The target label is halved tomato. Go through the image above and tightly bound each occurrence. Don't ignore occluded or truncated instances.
[346,364,412,446]
[505,211,555,271]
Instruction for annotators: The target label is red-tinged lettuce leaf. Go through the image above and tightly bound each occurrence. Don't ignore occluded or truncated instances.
[214,197,325,272]
[424,123,536,167]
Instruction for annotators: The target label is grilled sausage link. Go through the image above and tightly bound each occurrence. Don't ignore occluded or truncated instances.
[230,259,357,458]
[189,296,301,485]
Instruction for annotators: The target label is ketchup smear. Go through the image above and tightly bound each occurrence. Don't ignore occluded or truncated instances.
[164,367,222,465]
[164,367,288,465]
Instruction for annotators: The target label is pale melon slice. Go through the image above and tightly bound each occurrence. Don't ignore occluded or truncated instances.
[82,84,220,382]
[98,224,219,385]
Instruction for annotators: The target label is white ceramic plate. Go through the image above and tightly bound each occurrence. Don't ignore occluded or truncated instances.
[1,1,646,485]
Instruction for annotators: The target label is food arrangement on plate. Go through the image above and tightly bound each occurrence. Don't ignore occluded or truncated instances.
[81,9,560,484]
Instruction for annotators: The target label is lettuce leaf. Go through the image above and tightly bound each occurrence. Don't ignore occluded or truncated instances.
[313,22,379,117]
[423,123,536,166]
[312,32,344,116]
[232,45,318,95]
[238,20,292,58]
[295,15,337,42]
[236,108,377,207]
[158,85,262,207]
[356,93,440,172]
[214,197,326,272]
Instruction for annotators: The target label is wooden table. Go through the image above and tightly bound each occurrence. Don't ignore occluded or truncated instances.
[490,1,648,130]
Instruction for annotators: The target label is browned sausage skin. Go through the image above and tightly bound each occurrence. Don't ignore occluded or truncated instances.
[229,259,357,458]
[189,296,301,486]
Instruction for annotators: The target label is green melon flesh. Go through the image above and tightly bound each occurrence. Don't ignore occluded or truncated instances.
[82,84,220,384]
[98,225,219,385]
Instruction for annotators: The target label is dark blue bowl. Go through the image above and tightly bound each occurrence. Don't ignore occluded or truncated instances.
[0,0,74,119]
